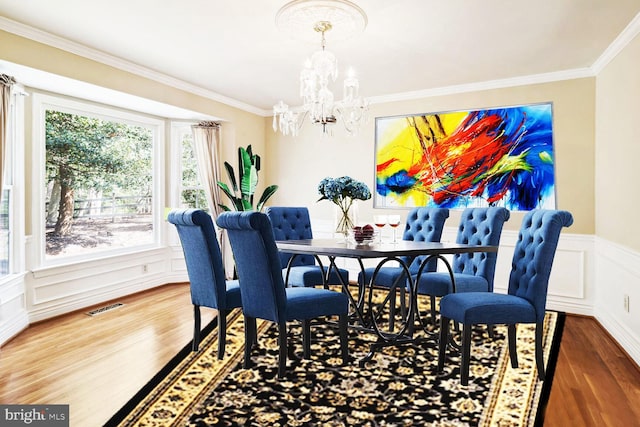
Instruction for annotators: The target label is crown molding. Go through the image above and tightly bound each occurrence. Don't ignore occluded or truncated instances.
[0,16,264,116]
[366,68,596,106]
[591,11,640,74]
[3,12,639,118]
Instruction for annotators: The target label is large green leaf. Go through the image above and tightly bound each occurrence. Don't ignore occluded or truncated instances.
[239,147,257,198]
[217,181,243,211]
[256,185,279,212]
[222,162,238,193]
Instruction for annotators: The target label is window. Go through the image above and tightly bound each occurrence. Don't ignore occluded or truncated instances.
[0,189,11,276]
[173,124,208,211]
[33,94,163,264]
[0,85,24,279]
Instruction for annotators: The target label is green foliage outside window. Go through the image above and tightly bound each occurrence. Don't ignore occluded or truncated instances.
[180,133,208,211]
[44,109,154,257]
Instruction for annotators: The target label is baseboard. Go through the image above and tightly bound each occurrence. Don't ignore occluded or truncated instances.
[27,273,187,323]
[594,238,640,367]
[0,309,29,347]
[546,298,593,316]
[595,309,640,367]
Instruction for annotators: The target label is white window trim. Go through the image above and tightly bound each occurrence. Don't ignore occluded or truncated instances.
[0,84,26,282]
[170,122,211,211]
[169,121,196,210]
[31,92,165,268]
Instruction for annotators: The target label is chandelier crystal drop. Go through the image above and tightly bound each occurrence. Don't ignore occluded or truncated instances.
[273,0,369,137]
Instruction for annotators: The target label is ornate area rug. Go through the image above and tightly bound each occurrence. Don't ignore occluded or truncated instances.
[106,299,564,427]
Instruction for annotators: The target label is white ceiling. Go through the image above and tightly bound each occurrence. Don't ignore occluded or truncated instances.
[1,0,640,115]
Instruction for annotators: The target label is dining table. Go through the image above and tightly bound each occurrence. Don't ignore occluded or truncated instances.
[275,238,498,366]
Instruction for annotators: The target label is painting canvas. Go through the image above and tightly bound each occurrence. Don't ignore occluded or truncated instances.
[374,103,556,211]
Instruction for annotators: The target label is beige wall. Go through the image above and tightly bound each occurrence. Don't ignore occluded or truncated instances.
[265,78,595,235]
[596,32,640,253]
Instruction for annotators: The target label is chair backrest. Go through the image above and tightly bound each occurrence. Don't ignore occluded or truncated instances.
[265,206,315,268]
[508,209,573,322]
[217,211,287,323]
[452,207,511,291]
[168,209,229,310]
[403,207,450,273]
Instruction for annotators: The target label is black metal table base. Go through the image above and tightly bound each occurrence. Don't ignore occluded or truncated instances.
[276,239,497,367]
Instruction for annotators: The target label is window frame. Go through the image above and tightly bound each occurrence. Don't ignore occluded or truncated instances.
[170,122,209,211]
[0,84,26,281]
[31,92,165,267]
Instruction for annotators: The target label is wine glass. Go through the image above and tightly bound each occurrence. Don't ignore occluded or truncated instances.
[373,215,387,243]
[388,214,401,243]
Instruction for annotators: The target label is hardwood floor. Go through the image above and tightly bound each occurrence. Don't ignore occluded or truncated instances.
[1,283,638,426]
[0,284,215,426]
[544,315,640,427]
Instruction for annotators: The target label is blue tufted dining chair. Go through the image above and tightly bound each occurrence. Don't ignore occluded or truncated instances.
[265,206,349,288]
[357,207,449,329]
[217,211,349,378]
[414,207,510,324]
[168,209,242,359]
[437,209,573,385]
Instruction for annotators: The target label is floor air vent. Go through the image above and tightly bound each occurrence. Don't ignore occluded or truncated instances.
[86,302,124,316]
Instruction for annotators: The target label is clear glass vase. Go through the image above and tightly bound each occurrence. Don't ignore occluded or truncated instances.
[335,202,357,242]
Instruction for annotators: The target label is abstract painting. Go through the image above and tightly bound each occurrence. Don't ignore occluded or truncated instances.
[374,103,556,211]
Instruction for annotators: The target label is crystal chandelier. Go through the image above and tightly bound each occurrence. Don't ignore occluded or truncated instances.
[273,0,369,137]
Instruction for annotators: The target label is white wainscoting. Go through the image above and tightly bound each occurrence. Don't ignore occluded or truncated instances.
[593,237,640,366]
[20,238,188,323]
[26,249,176,322]
[313,221,595,319]
[0,273,29,345]
[490,230,596,316]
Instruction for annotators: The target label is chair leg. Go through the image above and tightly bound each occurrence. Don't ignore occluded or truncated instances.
[460,325,472,386]
[243,315,256,369]
[250,317,258,346]
[339,314,349,364]
[302,319,311,359]
[507,324,518,368]
[278,322,288,378]
[437,315,450,372]
[217,309,227,359]
[535,322,546,381]
[192,305,201,352]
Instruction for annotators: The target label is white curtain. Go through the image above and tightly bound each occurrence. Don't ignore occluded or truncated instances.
[0,74,16,203]
[191,122,224,216]
[191,121,233,275]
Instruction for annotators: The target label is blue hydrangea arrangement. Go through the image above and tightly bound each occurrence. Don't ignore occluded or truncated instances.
[318,176,371,237]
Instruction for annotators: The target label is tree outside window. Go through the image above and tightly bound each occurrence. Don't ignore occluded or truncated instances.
[44,109,154,259]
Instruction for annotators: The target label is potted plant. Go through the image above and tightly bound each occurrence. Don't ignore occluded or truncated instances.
[217,145,278,212]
